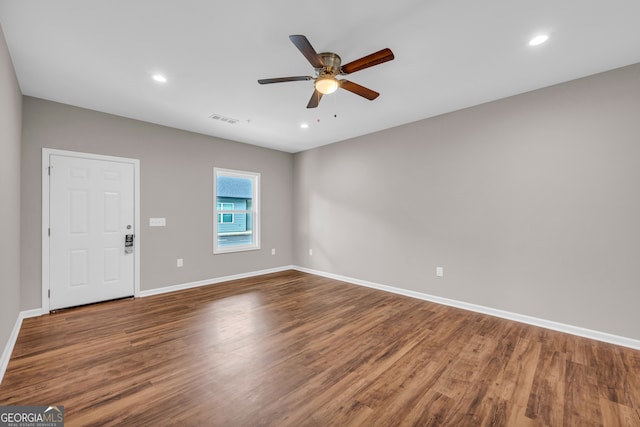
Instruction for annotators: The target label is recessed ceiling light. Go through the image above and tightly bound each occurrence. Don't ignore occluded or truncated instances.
[529,35,549,46]
[300,123,309,129]
[152,74,167,83]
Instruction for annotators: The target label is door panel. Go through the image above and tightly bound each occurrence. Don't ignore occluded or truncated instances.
[69,249,88,286]
[49,154,135,310]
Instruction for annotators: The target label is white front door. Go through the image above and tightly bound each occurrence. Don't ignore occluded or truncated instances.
[47,153,136,310]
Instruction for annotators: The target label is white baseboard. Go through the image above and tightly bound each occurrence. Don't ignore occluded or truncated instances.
[0,308,43,384]
[293,266,640,351]
[19,308,44,320]
[139,265,295,298]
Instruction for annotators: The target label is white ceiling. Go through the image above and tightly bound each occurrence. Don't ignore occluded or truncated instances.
[1,1,639,153]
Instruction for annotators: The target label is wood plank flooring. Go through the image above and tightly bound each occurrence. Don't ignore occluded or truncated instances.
[1,270,639,426]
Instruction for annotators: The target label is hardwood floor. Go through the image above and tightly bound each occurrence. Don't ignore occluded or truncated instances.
[1,270,639,426]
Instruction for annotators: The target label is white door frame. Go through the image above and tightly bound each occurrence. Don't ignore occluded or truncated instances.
[42,148,141,312]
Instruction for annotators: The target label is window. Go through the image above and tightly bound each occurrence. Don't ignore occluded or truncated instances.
[216,203,234,223]
[213,168,260,254]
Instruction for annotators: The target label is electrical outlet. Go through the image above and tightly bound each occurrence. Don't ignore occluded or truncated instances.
[177,258,183,267]
[271,248,276,255]
[308,249,313,256]
[436,266,444,277]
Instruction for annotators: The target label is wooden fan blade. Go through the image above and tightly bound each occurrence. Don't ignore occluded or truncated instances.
[341,48,394,74]
[339,80,380,100]
[306,89,323,108]
[258,76,312,84]
[289,35,324,69]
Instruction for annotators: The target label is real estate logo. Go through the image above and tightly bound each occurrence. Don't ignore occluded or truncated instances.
[0,406,64,427]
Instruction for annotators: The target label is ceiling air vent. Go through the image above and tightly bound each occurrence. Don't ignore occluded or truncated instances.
[209,113,240,124]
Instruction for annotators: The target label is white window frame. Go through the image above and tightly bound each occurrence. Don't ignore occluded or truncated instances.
[213,167,260,254]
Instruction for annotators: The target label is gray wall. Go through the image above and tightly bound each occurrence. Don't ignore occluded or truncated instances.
[0,25,22,356]
[293,63,640,340]
[21,97,293,310]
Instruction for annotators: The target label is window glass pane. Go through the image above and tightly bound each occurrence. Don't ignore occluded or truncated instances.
[216,176,252,203]
[217,232,253,249]
[217,212,253,248]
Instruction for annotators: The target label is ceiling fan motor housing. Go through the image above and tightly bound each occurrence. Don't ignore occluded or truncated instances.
[317,52,342,76]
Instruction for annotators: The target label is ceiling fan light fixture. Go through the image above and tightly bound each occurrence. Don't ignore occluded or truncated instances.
[315,76,339,95]
[529,34,549,46]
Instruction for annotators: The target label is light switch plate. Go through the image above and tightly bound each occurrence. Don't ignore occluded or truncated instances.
[149,217,166,227]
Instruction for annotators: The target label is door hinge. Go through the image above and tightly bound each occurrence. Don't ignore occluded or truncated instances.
[48,166,51,176]
[48,289,50,298]
[48,228,50,237]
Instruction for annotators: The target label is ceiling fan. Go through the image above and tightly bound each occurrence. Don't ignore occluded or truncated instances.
[258,35,395,108]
